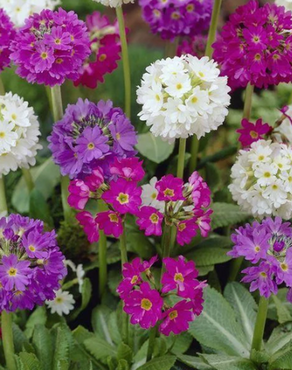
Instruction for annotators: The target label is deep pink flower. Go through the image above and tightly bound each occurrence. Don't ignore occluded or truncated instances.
[176,219,199,246]
[192,280,206,316]
[0,255,31,291]
[194,208,213,238]
[155,175,184,202]
[84,167,105,192]
[76,211,99,243]
[110,157,145,182]
[142,255,159,271]
[188,171,211,208]
[136,206,164,236]
[159,300,195,336]
[95,211,123,238]
[117,257,144,298]
[102,178,142,214]
[123,282,163,329]
[161,256,199,299]
[68,179,90,210]
[0,9,15,72]
[237,118,272,147]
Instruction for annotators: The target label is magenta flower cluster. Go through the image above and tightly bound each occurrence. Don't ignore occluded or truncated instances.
[229,217,292,300]
[117,255,206,335]
[139,0,213,40]
[237,118,272,147]
[0,9,15,72]
[74,12,121,89]
[213,0,292,90]
[10,8,91,86]
[177,35,207,58]
[0,215,67,312]
[48,99,137,179]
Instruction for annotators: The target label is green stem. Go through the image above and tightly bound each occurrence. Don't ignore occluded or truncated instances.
[1,311,16,370]
[228,257,243,282]
[243,83,254,120]
[205,0,222,58]
[120,223,129,344]
[98,200,108,298]
[0,177,8,214]
[116,7,131,118]
[22,168,34,192]
[146,326,157,362]
[165,37,179,58]
[60,176,71,222]
[250,297,269,359]
[161,224,177,260]
[177,138,186,178]
[188,135,199,174]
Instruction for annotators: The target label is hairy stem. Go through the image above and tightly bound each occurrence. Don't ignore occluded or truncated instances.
[1,311,16,370]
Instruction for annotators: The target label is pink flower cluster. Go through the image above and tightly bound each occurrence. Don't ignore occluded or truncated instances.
[10,8,91,86]
[237,118,272,147]
[177,35,207,58]
[0,9,15,72]
[74,12,121,89]
[117,255,206,335]
[213,0,292,89]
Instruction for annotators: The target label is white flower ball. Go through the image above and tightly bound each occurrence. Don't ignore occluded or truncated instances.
[275,0,292,11]
[137,55,231,143]
[0,0,60,27]
[229,139,292,219]
[0,92,41,176]
[274,105,292,143]
[92,0,134,7]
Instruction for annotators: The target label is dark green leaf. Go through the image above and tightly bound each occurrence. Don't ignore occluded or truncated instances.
[211,203,250,229]
[136,133,175,164]
[136,355,176,370]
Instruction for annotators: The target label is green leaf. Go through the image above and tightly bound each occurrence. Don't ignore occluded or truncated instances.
[70,278,92,320]
[201,354,257,370]
[211,203,250,229]
[205,163,221,192]
[29,188,53,226]
[268,288,292,321]
[136,133,175,164]
[12,324,34,354]
[224,282,257,346]
[169,332,192,356]
[197,265,214,277]
[189,287,249,358]
[272,295,292,324]
[32,325,53,370]
[185,247,231,267]
[177,355,212,369]
[268,341,292,370]
[52,325,74,370]
[198,146,238,169]
[83,337,117,361]
[18,352,42,370]
[267,323,292,356]
[117,342,132,364]
[25,306,47,339]
[91,305,114,345]
[136,355,176,370]
[12,158,60,213]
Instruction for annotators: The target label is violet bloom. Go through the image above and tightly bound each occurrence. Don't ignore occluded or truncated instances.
[159,300,195,336]
[110,157,145,182]
[10,8,90,86]
[123,282,163,329]
[117,257,144,298]
[0,215,66,313]
[156,175,184,202]
[95,211,123,238]
[48,99,137,179]
[237,119,272,148]
[0,9,15,72]
[162,256,199,299]
[136,206,164,236]
[102,178,142,215]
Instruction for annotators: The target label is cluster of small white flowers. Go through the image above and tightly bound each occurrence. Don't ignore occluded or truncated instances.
[65,259,85,293]
[0,0,60,27]
[275,0,292,11]
[141,177,165,212]
[92,0,134,8]
[274,105,292,143]
[137,55,231,143]
[229,139,292,219]
[0,92,41,177]
[46,290,75,316]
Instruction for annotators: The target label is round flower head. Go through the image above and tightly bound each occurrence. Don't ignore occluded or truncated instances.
[0,9,15,72]
[213,0,292,90]
[92,0,134,7]
[229,139,292,219]
[276,0,292,11]
[48,99,137,179]
[0,0,60,27]
[139,0,213,41]
[0,92,41,176]
[137,55,231,143]
[10,8,91,86]
[0,214,67,312]
[74,12,121,89]
[237,118,272,148]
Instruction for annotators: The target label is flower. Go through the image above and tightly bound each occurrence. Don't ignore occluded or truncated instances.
[123,282,163,329]
[176,219,198,246]
[10,8,91,86]
[156,175,184,202]
[117,257,144,298]
[159,300,195,336]
[229,139,292,219]
[0,9,15,72]
[74,12,121,89]
[0,0,60,27]
[76,211,99,243]
[275,0,292,11]
[48,99,137,179]
[92,0,134,7]
[136,206,164,236]
[102,178,142,214]
[95,210,123,238]
[213,1,292,89]
[0,214,67,313]
[237,118,272,147]
[68,180,90,210]
[274,105,292,144]
[0,92,41,176]
[177,35,208,58]
[141,177,165,212]
[110,157,145,182]
[137,55,231,143]
[46,289,75,316]
[76,264,85,293]
[139,0,213,41]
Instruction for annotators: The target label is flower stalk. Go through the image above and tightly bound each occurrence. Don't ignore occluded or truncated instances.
[1,311,16,370]
[98,200,108,298]
[116,6,131,118]
[0,177,8,214]
[146,326,157,362]
[243,83,255,120]
[22,168,34,192]
[177,138,186,178]
[250,297,269,359]
[120,222,129,344]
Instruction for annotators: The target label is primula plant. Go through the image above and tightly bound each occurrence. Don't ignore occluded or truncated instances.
[2,1,292,370]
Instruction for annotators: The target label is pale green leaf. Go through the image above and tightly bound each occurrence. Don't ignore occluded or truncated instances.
[177,355,212,369]
[136,132,175,164]
[267,324,292,356]
[25,306,47,339]
[83,337,117,361]
[268,341,292,369]
[136,355,176,370]
[211,203,250,229]
[91,305,114,345]
[272,295,292,324]
[32,325,53,370]
[186,247,231,267]
[18,352,41,370]
[201,354,257,370]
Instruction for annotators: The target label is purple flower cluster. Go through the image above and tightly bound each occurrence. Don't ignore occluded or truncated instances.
[10,8,91,86]
[48,99,137,179]
[117,255,206,335]
[139,0,213,40]
[229,217,292,300]
[0,9,15,72]
[177,35,208,58]
[213,0,292,89]
[0,215,67,312]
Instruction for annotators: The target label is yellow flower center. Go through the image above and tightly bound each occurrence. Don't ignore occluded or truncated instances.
[55,297,63,303]
[99,54,107,62]
[11,114,17,120]
[250,130,258,139]
[171,12,180,19]
[186,4,194,12]
[116,133,121,140]
[41,52,48,60]
[155,94,161,101]
[150,213,159,224]
[56,58,63,64]
[55,38,61,44]
[109,213,119,223]
[153,9,161,17]
[264,172,271,178]
[281,263,288,272]
[28,245,36,252]
[117,193,129,204]
[163,188,174,197]
[131,275,139,284]
[260,272,267,278]
[176,83,182,90]
[254,246,260,252]
[174,272,184,282]
[8,268,17,276]
[87,142,95,150]
[192,96,198,104]
[258,155,264,161]
[141,298,152,311]
[178,223,186,232]
[0,132,5,138]
[169,310,178,320]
